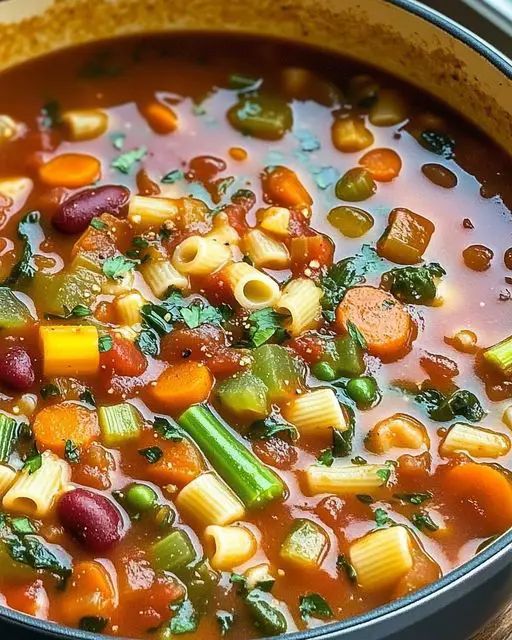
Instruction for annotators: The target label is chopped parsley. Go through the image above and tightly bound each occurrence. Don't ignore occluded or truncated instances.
[111,146,147,174]
[153,416,183,442]
[98,335,113,353]
[161,169,185,184]
[246,308,288,347]
[346,320,367,350]
[298,593,333,621]
[394,492,433,505]
[90,217,109,231]
[138,446,163,464]
[102,255,137,280]
[64,439,80,464]
[411,511,439,532]
[10,517,36,536]
[110,132,126,151]
[40,383,60,399]
[169,599,198,635]
[336,554,357,582]
[23,452,42,475]
[249,414,298,441]
[374,507,391,528]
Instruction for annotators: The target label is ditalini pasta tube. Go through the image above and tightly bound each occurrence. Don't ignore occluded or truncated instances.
[140,247,188,297]
[114,291,146,326]
[172,235,231,276]
[61,109,109,141]
[306,462,392,495]
[283,388,347,435]
[3,451,71,518]
[176,472,246,527]
[349,526,414,591]
[275,278,323,336]
[128,195,180,227]
[204,524,257,570]
[440,423,511,459]
[0,465,16,497]
[223,262,280,310]
[243,229,290,269]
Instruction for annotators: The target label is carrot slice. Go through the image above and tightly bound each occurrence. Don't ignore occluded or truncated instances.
[141,102,178,134]
[33,402,100,456]
[445,463,512,537]
[58,561,116,626]
[137,429,204,487]
[336,285,413,359]
[149,361,214,413]
[359,148,402,182]
[261,166,313,208]
[39,153,101,188]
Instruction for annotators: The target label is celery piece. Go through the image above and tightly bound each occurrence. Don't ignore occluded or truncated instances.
[280,518,328,569]
[251,345,304,402]
[483,335,512,376]
[151,529,197,573]
[217,372,269,419]
[0,414,18,462]
[28,266,104,317]
[178,405,285,508]
[0,288,33,330]
[98,403,142,447]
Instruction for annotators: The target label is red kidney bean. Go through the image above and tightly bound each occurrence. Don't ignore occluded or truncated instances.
[57,488,124,552]
[52,184,130,234]
[0,345,35,391]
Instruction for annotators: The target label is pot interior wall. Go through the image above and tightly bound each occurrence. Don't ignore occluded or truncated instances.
[0,0,510,150]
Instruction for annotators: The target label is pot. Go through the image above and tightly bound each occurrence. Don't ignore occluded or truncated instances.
[0,1,510,639]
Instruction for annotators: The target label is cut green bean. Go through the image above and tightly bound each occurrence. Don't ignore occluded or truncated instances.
[280,518,328,569]
[178,405,285,508]
[0,414,17,462]
[245,589,287,636]
[150,529,196,573]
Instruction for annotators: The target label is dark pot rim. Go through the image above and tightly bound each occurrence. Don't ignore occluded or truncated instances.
[1,1,511,639]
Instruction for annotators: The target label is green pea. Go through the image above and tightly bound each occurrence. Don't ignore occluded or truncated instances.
[125,483,157,513]
[335,168,376,202]
[311,361,337,381]
[227,95,293,140]
[346,376,380,409]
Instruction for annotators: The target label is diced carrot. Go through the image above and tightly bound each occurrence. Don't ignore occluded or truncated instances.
[33,402,100,456]
[336,286,413,359]
[262,166,313,208]
[289,233,334,276]
[445,463,512,537]
[136,429,204,487]
[71,441,116,490]
[57,561,117,627]
[229,147,248,161]
[38,154,101,188]
[148,361,214,413]
[101,335,148,377]
[6,579,49,618]
[359,148,402,182]
[377,208,435,265]
[141,102,178,134]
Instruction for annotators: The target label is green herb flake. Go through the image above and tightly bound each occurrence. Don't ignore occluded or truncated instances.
[317,449,334,467]
[246,308,288,347]
[110,132,126,151]
[216,610,234,636]
[346,320,368,351]
[374,507,391,528]
[153,416,183,441]
[10,517,36,536]
[23,452,42,475]
[98,335,113,353]
[336,554,357,582]
[64,439,80,464]
[90,218,109,231]
[102,255,137,280]
[136,328,159,357]
[249,415,298,441]
[356,494,374,504]
[40,383,60,400]
[298,593,333,621]
[394,491,433,505]
[169,599,198,635]
[111,146,147,174]
[411,511,439,532]
[377,465,392,485]
[138,446,163,464]
[351,456,367,466]
[162,169,185,184]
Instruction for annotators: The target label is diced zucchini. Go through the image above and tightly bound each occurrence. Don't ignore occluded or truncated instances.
[28,266,104,316]
[150,529,197,573]
[245,589,288,636]
[98,403,142,447]
[251,345,304,402]
[0,414,18,462]
[280,518,328,569]
[319,335,365,379]
[0,288,33,330]
[217,372,269,419]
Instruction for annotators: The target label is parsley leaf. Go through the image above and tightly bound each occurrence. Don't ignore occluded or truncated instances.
[102,256,137,280]
[374,507,391,528]
[10,517,36,536]
[64,439,80,464]
[90,217,109,231]
[246,308,288,347]
[2,211,41,288]
[381,263,445,305]
[415,387,485,422]
[23,452,42,475]
[346,320,367,350]
[169,599,198,635]
[161,169,185,184]
[153,416,183,441]
[336,554,357,582]
[394,492,433,505]
[249,414,297,441]
[411,511,439,532]
[110,132,125,150]
[98,335,113,353]
[376,464,392,485]
[298,593,333,621]
[135,327,160,357]
[138,446,163,464]
[111,146,147,174]
[356,494,374,504]
[40,383,60,399]
[317,449,334,467]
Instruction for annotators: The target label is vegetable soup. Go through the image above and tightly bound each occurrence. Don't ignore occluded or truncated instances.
[0,33,511,639]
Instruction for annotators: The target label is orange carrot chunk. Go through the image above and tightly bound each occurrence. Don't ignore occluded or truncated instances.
[148,361,214,414]
[57,561,116,626]
[359,148,402,182]
[33,402,100,456]
[261,166,313,208]
[445,463,512,537]
[141,102,178,134]
[336,285,413,359]
[39,153,101,188]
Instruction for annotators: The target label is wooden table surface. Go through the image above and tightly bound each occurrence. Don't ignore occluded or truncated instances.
[473,602,512,640]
